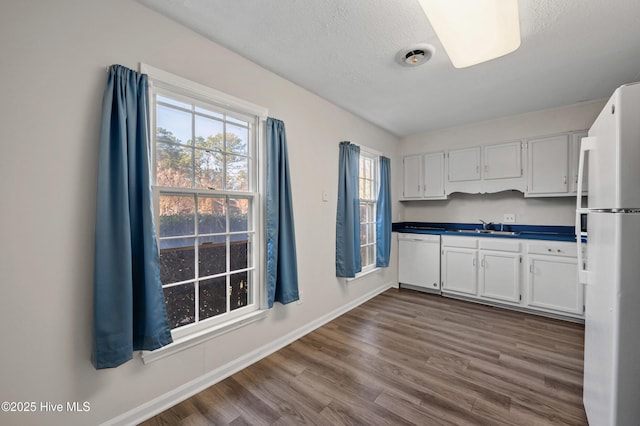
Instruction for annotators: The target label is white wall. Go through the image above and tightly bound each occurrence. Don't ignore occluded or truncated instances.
[0,1,399,424]
[397,100,607,225]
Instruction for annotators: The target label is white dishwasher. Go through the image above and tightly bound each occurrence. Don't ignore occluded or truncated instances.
[398,233,441,292]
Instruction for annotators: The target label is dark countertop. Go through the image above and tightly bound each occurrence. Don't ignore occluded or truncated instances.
[393,221,581,242]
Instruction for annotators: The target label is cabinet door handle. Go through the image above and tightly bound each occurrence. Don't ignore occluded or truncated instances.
[473,258,476,267]
[481,259,485,267]
[529,265,533,273]
[563,175,567,185]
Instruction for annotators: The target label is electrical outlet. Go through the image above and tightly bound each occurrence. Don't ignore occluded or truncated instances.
[503,213,516,223]
[297,290,304,305]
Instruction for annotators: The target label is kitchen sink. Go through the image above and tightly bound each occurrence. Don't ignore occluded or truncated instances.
[484,230,520,236]
[452,229,520,236]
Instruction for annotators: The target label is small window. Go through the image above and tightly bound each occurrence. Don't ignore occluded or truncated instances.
[359,150,379,272]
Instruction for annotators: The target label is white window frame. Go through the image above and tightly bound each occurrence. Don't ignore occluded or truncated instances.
[352,146,382,280]
[140,64,269,363]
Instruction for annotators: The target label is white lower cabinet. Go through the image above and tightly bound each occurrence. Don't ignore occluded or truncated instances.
[439,235,583,320]
[442,247,478,295]
[479,251,521,303]
[526,241,583,317]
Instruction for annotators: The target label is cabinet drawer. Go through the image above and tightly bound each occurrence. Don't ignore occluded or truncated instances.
[442,236,477,249]
[479,239,520,252]
[527,241,577,257]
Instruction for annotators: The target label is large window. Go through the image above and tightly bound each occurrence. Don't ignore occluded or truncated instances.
[147,69,265,339]
[359,150,379,272]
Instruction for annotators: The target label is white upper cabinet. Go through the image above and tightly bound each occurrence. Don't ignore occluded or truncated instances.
[446,142,525,194]
[482,140,526,193]
[569,131,589,194]
[445,146,482,194]
[448,147,481,182]
[402,154,423,199]
[401,152,446,200]
[423,152,446,198]
[483,141,522,180]
[401,130,587,201]
[526,134,569,196]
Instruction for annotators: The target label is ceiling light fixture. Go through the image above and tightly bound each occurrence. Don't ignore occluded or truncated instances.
[418,0,521,68]
[396,44,435,67]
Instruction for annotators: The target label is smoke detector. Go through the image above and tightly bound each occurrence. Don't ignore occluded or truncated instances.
[396,44,435,67]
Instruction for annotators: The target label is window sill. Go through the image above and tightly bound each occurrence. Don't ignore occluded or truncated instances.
[141,309,269,364]
[346,267,382,282]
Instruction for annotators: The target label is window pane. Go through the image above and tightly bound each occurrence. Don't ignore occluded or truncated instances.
[361,178,372,200]
[195,105,223,120]
[360,246,367,267]
[230,234,249,272]
[367,223,375,244]
[226,123,249,155]
[229,198,249,232]
[164,283,195,329]
[360,204,367,224]
[194,148,224,190]
[198,196,226,235]
[159,238,195,284]
[194,115,224,150]
[367,244,375,267]
[226,155,249,191]
[360,224,367,245]
[156,143,193,188]
[227,115,248,126]
[157,104,192,145]
[159,195,195,237]
[157,95,191,110]
[199,235,227,278]
[367,204,375,223]
[230,272,248,311]
[199,276,227,320]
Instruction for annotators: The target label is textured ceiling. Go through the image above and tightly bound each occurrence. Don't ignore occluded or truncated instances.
[138,0,640,137]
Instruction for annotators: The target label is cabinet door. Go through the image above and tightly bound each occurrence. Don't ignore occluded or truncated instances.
[483,141,522,180]
[448,147,481,182]
[398,236,441,290]
[442,248,477,295]
[403,155,423,198]
[527,255,582,315]
[424,152,445,198]
[479,251,521,303]
[527,135,569,194]
[569,131,589,194]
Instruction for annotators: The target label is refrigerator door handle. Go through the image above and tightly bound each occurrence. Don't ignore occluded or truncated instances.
[576,136,595,285]
[576,136,596,210]
[575,211,589,285]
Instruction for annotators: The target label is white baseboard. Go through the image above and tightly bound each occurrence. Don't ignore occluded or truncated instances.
[102,281,392,426]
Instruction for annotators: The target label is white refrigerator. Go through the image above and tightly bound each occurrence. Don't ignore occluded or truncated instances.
[577,81,640,426]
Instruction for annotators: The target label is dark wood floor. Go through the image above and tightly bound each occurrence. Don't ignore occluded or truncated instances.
[141,288,587,425]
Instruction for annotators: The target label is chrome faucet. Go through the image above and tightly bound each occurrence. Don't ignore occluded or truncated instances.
[479,219,493,230]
